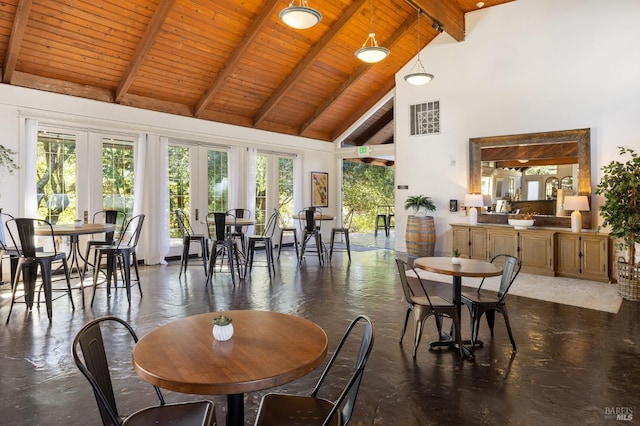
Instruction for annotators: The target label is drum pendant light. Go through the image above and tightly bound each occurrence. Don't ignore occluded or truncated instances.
[355,0,389,63]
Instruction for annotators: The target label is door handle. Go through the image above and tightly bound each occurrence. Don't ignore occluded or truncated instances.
[195,209,199,221]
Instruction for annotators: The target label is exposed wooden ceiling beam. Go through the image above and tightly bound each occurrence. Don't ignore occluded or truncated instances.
[3,0,33,84]
[352,109,394,146]
[115,0,175,103]
[300,15,416,136]
[331,77,395,141]
[253,0,368,127]
[194,0,282,118]
[410,0,465,42]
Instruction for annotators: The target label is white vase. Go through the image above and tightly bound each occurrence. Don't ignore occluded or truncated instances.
[213,324,234,341]
[451,257,462,265]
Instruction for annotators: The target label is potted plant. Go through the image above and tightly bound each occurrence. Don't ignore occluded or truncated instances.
[595,146,640,301]
[404,195,437,257]
[451,249,462,264]
[0,144,18,174]
[212,315,234,341]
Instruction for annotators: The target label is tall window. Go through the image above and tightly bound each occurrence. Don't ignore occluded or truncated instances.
[168,145,191,238]
[278,157,294,223]
[255,155,267,234]
[37,131,77,224]
[102,138,135,217]
[207,150,228,212]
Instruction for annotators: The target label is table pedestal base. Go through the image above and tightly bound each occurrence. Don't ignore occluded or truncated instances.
[226,393,244,426]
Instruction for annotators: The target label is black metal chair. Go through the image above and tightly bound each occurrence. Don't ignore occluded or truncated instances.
[175,209,208,277]
[461,254,522,352]
[72,316,216,426]
[82,209,126,279]
[91,214,145,306]
[226,208,251,254]
[244,209,278,278]
[395,259,462,357]
[329,209,354,264]
[276,209,299,260]
[5,217,74,321]
[298,207,325,265]
[206,212,241,286]
[0,210,18,285]
[374,205,390,237]
[254,315,375,426]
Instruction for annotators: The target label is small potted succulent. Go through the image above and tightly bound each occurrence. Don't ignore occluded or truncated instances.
[451,249,462,265]
[212,315,234,341]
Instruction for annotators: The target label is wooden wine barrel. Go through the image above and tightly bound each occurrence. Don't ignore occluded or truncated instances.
[405,215,435,257]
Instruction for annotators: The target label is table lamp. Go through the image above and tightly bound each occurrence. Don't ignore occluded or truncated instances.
[563,195,589,233]
[464,194,484,226]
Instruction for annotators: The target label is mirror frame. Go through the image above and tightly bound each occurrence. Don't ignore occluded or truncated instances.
[469,128,592,229]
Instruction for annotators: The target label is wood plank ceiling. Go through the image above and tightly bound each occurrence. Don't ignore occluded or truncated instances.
[0,0,514,145]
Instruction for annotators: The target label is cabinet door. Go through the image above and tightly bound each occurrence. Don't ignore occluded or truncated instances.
[452,226,470,258]
[556,234,581,276]
[488,229,517,259]
[519,231,554,275]
[581,236,609,281]
[469,227,488,260]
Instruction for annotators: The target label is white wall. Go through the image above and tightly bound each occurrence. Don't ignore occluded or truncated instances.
[394,0,640,255]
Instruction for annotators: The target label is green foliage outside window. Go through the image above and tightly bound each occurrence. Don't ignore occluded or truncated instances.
[37,131,77,224]
[342,161,394,232]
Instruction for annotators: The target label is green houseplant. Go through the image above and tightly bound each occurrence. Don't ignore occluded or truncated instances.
[404,195,436,217]
[404,195,437,257]
[595,146,640,300]
[0,145,18,174]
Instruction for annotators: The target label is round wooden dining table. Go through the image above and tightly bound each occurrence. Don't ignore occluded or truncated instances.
[132,310,328,426]
[413,257,502,356]
[35,223,115,305]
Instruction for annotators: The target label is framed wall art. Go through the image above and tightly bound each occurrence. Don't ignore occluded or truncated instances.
[311,171,329,207]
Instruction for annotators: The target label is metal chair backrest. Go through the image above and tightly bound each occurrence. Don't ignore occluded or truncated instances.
[479,254,522,301]
[93,209,125,242]
[116,214,145,249]
[302,208,319,233]
[343,209,354,230]
[395,259,438,310]
[208,212,235,243]
[261,209,279,238]
[72,316,165,426]
[310,315,375,425]
[5,218,59,258]
[174,209,194,237]
[0,211,15,250]
[227,208,251,233]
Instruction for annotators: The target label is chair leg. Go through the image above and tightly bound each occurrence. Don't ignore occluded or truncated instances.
[500,306,517,352]
[205,241,217,286]
[329,230,336,260]
[344,229,351,264]
[244,240,255,279]
[486,310,496,337]
[6,260,26,322]
[400,307,412,343]
[200,238,208,273]
[40,260,53,320]
[413,315,428,358]
[120,252,132,304]
[179,237,189,277]
[225,240,237,286]
[62,259,75,308]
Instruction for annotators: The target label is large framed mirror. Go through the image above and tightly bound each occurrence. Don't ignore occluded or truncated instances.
[469,128,592,229]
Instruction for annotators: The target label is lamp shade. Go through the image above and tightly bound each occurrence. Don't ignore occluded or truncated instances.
[279,4,322,29]
[404,71,434,85]
[355,45,389,63]
[563,196,590,211]
[464,194,484,208]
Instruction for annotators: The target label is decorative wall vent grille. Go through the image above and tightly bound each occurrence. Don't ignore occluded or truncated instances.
[410,101,440,135]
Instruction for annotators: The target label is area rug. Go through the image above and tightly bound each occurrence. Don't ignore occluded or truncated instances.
[406,269,623,314]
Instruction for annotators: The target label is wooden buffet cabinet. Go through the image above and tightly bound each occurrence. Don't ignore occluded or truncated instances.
[451,224,612,282]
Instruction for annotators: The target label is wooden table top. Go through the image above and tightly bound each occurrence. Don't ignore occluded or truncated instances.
[132,310,328,395]
[226,218,255,226]
[414,257,502,278]
[35,223,115,236]
[293,214,335,221]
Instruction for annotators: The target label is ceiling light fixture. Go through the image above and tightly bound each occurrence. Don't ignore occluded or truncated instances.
[355,0,389,63]
[279,0,322,30]
[404,10,434,85]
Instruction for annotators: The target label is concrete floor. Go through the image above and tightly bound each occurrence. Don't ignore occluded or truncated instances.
[1,232,639,425]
